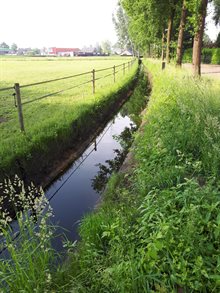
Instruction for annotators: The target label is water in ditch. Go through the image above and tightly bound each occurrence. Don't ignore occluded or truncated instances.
[0,69,148,255]
[47,111,136,252]
[46,70,148,252]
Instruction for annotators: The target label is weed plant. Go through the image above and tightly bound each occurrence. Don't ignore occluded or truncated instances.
[0,176,55,292]
[54,60,220,292]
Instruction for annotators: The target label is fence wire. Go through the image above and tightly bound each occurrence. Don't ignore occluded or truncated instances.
[0,59,136,131]
[22,79,93,106]
[20,60,134,105]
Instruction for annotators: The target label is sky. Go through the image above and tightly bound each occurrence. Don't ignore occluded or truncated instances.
[206,2,220,41]
[1,0,220,49]
[1,0,118,49]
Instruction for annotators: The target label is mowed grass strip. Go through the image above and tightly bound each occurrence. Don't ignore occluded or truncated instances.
[0,57,137,172]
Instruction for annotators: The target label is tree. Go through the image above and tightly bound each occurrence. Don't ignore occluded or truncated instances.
[191,0,208,76]
[33,48,40,55]
[11,43,18,52]
[216,32,220,47]
[122,0,184,61]
[112,2,132,51]
[213,0,220,25]
[122,0,171,55]
[94,43,103,54]
[0,42,9,49]
[203,33,213,47]
[166,0,180,63]
[176,0,187,66]
[101,40,112,54]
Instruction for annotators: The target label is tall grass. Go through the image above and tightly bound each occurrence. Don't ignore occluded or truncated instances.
[54,60,220,292]
[0,176,56,292]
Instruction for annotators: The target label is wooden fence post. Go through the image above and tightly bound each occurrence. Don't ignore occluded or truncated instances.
[92,69,95,94]
[94,139,97,151]
[123,63,125,75]
[14,83,25,132]
[113,65,116,83]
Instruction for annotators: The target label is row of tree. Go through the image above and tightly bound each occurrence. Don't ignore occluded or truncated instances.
[0,42,18,52]
[113,0,220,75]
[0,42,113,55]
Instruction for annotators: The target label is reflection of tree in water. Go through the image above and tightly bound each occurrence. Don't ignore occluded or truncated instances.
[120,69,149,126]
[92,124,137,193]
[92,68,149,193]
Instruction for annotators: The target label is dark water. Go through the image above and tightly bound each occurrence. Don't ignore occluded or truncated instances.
[46,112,135,251]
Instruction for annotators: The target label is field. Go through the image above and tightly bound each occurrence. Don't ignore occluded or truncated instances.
[0,56,137,173]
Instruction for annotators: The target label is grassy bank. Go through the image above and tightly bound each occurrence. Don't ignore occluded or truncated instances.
[0,67,148,292]
[2,60,220,292]
[0,57,138,182]
[54,60,220,292]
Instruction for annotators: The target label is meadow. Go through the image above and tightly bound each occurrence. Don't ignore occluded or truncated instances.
[0,56,137,176]
[2,60,220,291]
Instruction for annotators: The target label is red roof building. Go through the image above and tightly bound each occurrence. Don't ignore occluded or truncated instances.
[49,47,80,56]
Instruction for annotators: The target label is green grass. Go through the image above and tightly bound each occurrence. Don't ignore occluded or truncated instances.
[52,59,220,292]
[0,56,137,177]
[3,60,220,292]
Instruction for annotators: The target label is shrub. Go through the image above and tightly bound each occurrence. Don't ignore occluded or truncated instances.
[211,48,220,64]
[182,48,192,63]
[183,47,220,64]
[202,48,213,63]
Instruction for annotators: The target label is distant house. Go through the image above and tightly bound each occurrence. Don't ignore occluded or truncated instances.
[120,50,133,56]
[48,47,80,57]
[75,51,95,57]
[0,47,9,55]
[17,48,32,55]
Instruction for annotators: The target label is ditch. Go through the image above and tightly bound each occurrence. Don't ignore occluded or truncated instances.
[0,67,150,255]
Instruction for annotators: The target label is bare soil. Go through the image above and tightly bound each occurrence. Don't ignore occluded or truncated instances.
[183,64,220,79]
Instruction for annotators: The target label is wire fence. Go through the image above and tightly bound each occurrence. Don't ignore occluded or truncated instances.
[0,59,136,132]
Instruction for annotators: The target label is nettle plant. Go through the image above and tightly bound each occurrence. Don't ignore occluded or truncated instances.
[0,176,55,292]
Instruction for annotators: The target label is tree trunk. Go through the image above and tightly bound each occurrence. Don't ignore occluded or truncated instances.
[176,0,187,66]
[166,4,176,64]
[166,18,172,63]
[192,0,208,76]
[162,32,166,61]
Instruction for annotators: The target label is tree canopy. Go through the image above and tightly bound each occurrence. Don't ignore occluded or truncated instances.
[213,0,220,25]
[120,0,210,75]
[0,42,9,49]
[112,2,132,51]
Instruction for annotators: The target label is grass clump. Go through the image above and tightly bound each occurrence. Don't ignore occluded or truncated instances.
[54,60,220,292]
[0,176,56,292]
